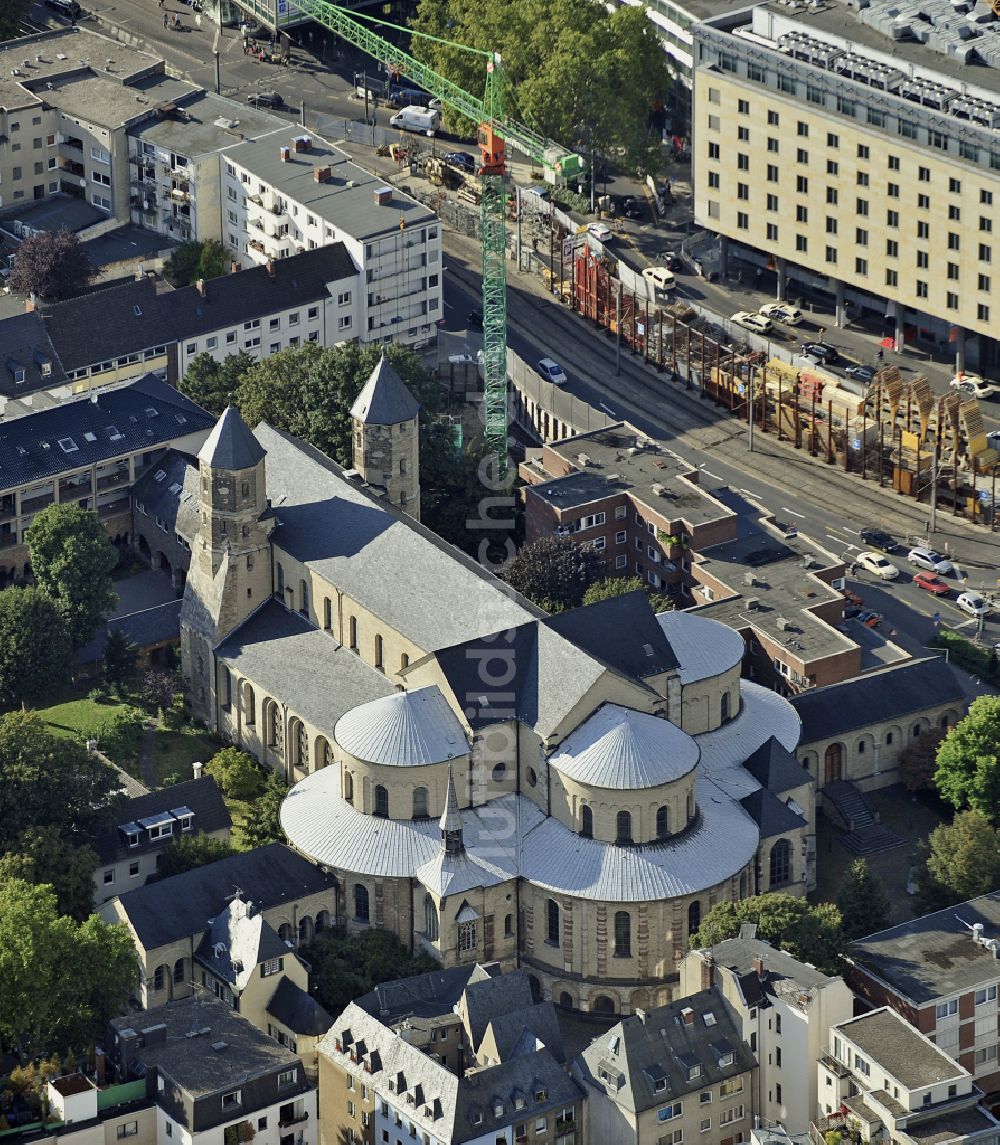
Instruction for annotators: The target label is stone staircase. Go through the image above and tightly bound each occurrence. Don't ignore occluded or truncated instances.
[823,780,906,856]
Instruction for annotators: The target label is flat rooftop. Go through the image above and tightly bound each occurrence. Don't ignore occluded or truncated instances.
[905,1106,1000,1145]
[225,134,437,239]
[0,193,105,233]
[524,425,736,529]
[837,1009,965,1090]
[0,27,163,113]
[83,224,177,268]
[849,891,1000,1005]
[37,71,193,130]
[130,90,288,154]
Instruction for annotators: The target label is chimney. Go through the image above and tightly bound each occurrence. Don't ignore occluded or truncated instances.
[292,135,311,153]
[752,956,766,980]
[266,259,276,279]
[313,165,331,183]
[193,761,203,779]
[701,953,715,991]
[374,186,393,206]
[681,1007,695,1026]
[94,1049,106,1086]
[195,278,206,298]
[635,1008,646,1024]
[279,146,291,162]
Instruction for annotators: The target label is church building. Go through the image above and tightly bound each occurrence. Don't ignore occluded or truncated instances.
[180,357,813,1017]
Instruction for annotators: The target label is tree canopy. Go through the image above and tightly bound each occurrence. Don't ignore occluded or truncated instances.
[0,586,73,710]
[934,697,1000,823]
[26,504,117,650]
[899,727,945,794]
[236,769,288,850]
[499,536,605,612]
[915,810,1000,912]
[178,351,256,417]
[206,746,265,802]
[692,893,846,973]
[7,230,94,301]
[0,711,122,854]
[154,833,238,881]
[836,858,892,940]
[164,240,229,287]
[582,575,674,613]
[0,828,98,923]
[410,0,671,178]
[0,0,33,42]
[0,876,136,1058]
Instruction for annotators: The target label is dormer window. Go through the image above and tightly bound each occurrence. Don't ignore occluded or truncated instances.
[654,1078,667,1093]
[719,1052,735,1067]
[688,1065,702,1081]
[127,831,139,847]
[6,358,25,385]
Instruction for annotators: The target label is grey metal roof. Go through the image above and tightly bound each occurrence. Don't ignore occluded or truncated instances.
[837,1009,965,1089]
[349,356,420,426]
[266,975,334,1036]
[199,405,267,471]
[194,897,287,990]
[549,703,699,790]
[257,425,538,653]
[574,988,754,1115]
[334,686,469,767]
[848,891,1000,1005]
[0,374,214,494]
[656,610,745,685]
[216,601,395,740]
[108,842,335,951]
[791,656,964,744]
[702,933,838,991]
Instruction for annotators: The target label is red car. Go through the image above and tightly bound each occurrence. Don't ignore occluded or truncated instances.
[841,588,863,608]
[914,571,951,596]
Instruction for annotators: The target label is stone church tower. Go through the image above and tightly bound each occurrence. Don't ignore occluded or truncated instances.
[350,356,421,519]
[180,406,274,724]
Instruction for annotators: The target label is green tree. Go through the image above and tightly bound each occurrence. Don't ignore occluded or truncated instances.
[7,229,94,301]
[836,858,892,940]
[0,586,73,709]
[934,697,1000,823]
[301,927,438,1019]
[90,706,147,768]
[899,727,945,794]
[26,504,117,650]
[0,877,136,1057]
[236,769,288,849]
[411,0,671,178]
[0,827,98,922]
[178,351,256,417]
[154,833,238,880]
[499,536,605,612]
[103,629,138,693]
[0,0,33,41]
[692,893,846,973]
[207,746,265,802]
[582,576,675,613]
[141,669,181,719]
[0,711,122,854]
[164,239,229,288]
[921,810,1000,907]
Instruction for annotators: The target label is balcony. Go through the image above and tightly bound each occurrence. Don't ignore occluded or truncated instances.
[278,1114,308,1128]
[59,135,83,151]
[20,492,54,515]
[61,158,85,178]
[0,498,15,523]
[96,469,128,493]
[98,496,129,519]
[248,239,266,255]
[170,184,190,202]
[0,531,18,550]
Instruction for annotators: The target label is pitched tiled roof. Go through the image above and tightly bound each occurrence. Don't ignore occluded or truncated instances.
[791,656,964,742]
[349,356,420,425]
[199,405,266,471]
[739,788,807,839]
[0,312,65,398]
[546,590,679,680]
[267,975,334,1036]
[109,842,335,950]
[0,374,214,492]
[93,774,230,863]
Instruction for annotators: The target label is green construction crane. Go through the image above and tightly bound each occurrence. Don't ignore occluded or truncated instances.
[290,1,585,468]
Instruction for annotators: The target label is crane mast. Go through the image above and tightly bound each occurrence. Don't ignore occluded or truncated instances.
[288,0,584,467]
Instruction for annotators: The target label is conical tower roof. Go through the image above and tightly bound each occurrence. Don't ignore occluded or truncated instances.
[198,405,266,470]
[440,768,463,835]
[350,356,420,426]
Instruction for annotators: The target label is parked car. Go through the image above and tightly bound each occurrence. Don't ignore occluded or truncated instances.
[466,308,483,330]
[656,250,683,270]
[444,151,476,173]
[731,311,774,334]
[247,90,284,109]
[643,266,677,293]
[587,222,613,242]
[618,196,645,219]
[758,302,802,326]
[913,571,951,596]
[803,342,840,364]
[537,357,568,385]
[841,588,864,608]
[950,373,999,400]
[859,527,898,553]
[855,610,882,628]
[45,0,80,15]
[846,364,877,383]
[907,546,954,575]
[957,591,990,617]
[857,551,899,580]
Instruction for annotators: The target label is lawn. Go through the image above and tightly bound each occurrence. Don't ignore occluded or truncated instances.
[38,693,129,741]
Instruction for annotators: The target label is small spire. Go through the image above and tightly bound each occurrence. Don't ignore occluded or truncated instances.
[440,767,464,856]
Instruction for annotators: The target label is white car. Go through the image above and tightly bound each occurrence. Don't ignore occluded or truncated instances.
[950,373,999,400]
[537,357,568,385]
[731,311,774,335]
[857,551,900,580]
[907,546,954,575]
[758,302,803,326]
[588,222,613,242]
[957,591,990,617]
[643,266,677,292]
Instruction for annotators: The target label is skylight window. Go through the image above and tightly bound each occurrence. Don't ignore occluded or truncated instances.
[153,470,167,482]
[107,426,123,440]
[145,407,159,418]
[58,437,78,453]
[83,431,97,442]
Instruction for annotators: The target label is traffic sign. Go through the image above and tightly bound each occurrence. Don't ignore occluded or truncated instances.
[852,437,861,450]
[981,489,991,503]
[738,383,746,396]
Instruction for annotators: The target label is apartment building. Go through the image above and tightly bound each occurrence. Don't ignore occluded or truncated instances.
[221,133,442,349]
[680,925,855,1136]
[693,0,1000,371]
[818,1008,999,1144]
[108,997,317,1145]
[845,892,1000,1096]
[0,374,214,584]
[573,987,756,1145]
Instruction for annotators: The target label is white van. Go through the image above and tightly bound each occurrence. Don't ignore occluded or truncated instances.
[389,106,441,136]
[642,266,677,293]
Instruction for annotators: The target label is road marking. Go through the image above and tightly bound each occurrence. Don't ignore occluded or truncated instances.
[443,300,452,310]
[782,507,806,518]
[699,464,722,480]
[599,402,617,417]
